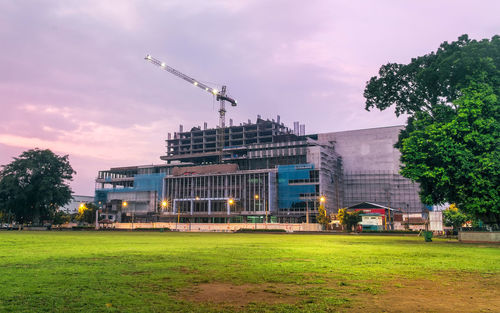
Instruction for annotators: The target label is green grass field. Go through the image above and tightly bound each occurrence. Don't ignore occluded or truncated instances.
[0,232,498,312]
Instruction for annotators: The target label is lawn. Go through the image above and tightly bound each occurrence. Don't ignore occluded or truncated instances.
[0,232,498,312]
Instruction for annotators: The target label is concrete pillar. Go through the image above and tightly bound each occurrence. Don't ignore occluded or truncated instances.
[190,200,194,215]
[208,200,211,215]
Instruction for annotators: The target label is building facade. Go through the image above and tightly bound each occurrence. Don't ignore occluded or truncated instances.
[318,126,425,213]
[94,118,425,223]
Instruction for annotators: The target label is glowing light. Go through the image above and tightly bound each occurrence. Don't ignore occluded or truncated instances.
[194,81,198,86]
[122,201,128,207]
[228,198,234,205]
[320,196,326,203]
[161,62,165,67]
[254,194,259,200]
[212,89,218,94]
[79,203,85,209]
[146,55,151,60]
[161,200,168,207]
[195,196,200,200]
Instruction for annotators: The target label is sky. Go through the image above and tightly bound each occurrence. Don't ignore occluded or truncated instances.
[0,0,498,195]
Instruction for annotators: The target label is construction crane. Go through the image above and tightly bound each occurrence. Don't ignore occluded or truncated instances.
[145,54,237,162]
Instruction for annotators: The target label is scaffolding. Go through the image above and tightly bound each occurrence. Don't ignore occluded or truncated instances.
[343,171,424,213]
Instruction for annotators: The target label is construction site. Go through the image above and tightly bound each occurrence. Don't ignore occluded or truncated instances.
[95,119,425,225]
[94,55,427,226]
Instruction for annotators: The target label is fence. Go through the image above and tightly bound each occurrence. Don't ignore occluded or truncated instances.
[112,222,322,232]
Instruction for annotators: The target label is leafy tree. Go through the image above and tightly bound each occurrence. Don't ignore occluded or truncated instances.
[52,211,71,226]
[76,202,98,224]
[0,149,75,224]
[399,83,499,223]
[442,204,468,231]
[316,203,330,228]
[364,34,499,117]
[364,35,500,224]
[337,208,362,232]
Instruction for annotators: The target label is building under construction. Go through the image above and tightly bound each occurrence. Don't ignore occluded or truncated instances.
[95,118,425,223]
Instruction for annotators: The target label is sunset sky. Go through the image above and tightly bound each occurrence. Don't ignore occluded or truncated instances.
[1,0,498,195]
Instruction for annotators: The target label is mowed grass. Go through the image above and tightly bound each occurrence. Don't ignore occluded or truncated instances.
[0,232,498,312]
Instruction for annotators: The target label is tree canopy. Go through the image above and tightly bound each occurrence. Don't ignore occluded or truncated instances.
[364,35,500,224]
[399,83,499,222]
[337,208,361,231]
[364,34,500,117]
[0,149,75,224]
[76,202,98,224]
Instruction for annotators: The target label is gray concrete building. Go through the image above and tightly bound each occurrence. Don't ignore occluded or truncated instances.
[94,119,426,223]
[318,126,425,213]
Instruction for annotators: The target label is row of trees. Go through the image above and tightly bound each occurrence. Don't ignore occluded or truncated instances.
[317,204,361,231]
[364,34,499,225]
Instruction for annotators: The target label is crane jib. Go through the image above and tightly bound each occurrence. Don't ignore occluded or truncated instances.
[145,54,238,163]
[216,95,237,106]
[145,54,237,106]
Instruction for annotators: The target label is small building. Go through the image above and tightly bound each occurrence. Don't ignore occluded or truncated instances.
[359,213,384,231]
[347,202,400,230]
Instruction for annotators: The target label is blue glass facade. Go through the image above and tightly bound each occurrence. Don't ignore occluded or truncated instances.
[94,173,165,204]
[277,164,317,210]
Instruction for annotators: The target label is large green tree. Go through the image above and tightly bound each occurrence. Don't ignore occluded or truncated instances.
[399,83,499,222]
[0,149,75,224]
[364,34,499,117]
[364,35,500,224]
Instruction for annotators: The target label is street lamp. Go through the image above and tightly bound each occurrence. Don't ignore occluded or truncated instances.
[122,201,133,229]
[254,194,264,223]
[320,196,326,204]
[228,198,234,224]
[161,199,169,220]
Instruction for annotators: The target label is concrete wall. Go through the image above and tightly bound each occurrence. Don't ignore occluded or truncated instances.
[318,126,404,172]
[112,222,322,232]
[317,126,424,213]
[458,231,500,243]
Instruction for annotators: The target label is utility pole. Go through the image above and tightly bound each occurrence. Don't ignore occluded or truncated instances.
[306,199,309,224]
[95,208,99,230]
[265,199,268,225]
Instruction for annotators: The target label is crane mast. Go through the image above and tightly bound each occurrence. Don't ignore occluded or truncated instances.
[145,55,237,162]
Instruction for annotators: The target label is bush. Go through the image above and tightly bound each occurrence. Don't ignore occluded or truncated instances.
[133,228,171,232]
[361,230,419,234]
[72,225,95,231]
[235,228,287,233]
